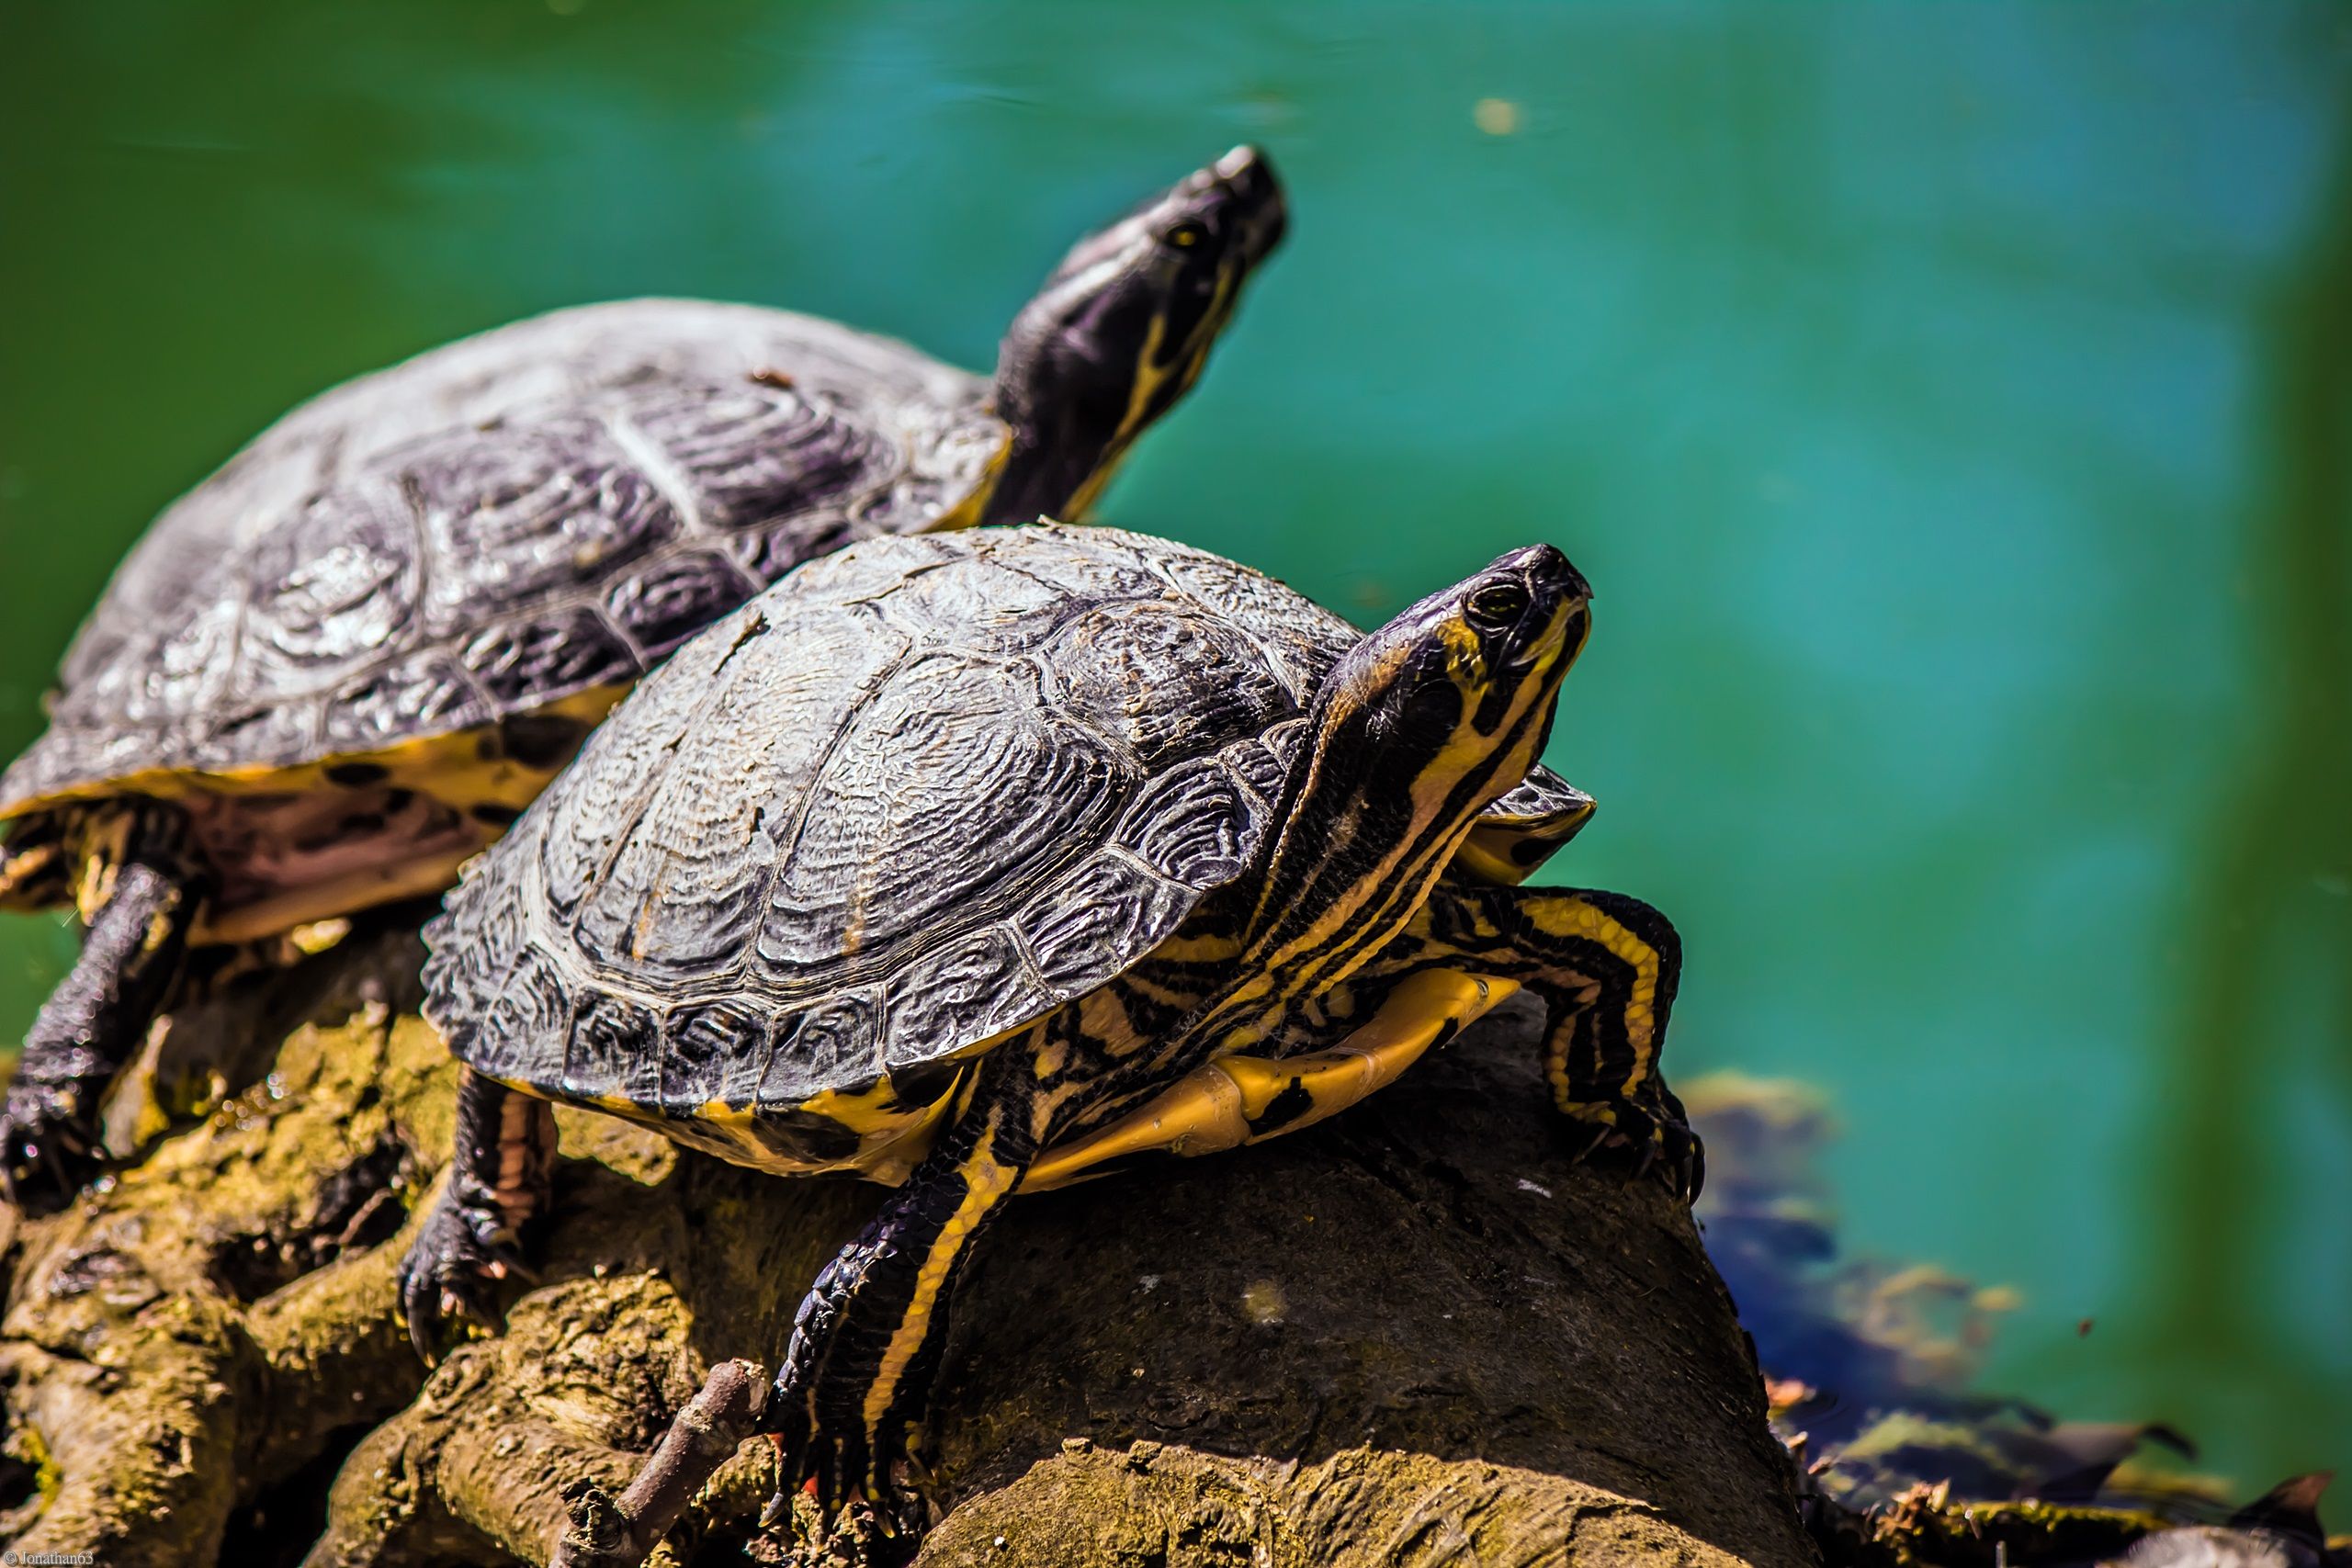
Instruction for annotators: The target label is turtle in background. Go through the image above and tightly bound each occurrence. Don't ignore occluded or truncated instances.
[401,523,1694,1548]
[0,148,1287,1210]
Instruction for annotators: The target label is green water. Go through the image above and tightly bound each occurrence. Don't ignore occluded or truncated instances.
[3,1,2346,1499]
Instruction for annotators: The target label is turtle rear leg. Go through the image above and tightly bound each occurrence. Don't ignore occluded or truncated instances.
[1420,883,1700,1201]
[1,800,207,1213]
[761,1042,1042,1550]
[397,1066,559,1359]
[1019,968,1521,1192]
[1027,888,1696,1201]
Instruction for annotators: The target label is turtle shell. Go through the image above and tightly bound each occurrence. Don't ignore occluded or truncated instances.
[424,524,1583,1175]
[1,299,1004,817]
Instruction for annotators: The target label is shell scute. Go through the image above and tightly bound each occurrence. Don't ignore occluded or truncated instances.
[624,381,897,528]
[184,702,322,775]
[238,485,420,703]
[783,532,965,611]
[999,532,1168,604]
[564,696,780,979]
[603,549,760,661]
[1224,726,1300,808]
[461,606,640,710]
[754,655,1131,974]
[882,928,1051,1072]
[321,652,488,754]
[533,602,776,919]
[1016,855,1190,999]
[565,606,910,979]
[1114,754,1261,888]
[409,416,681,635]
[124,600,240,728]
[473,946,572,1086]
[428,886,526,1030]
[725,514,856,585]
[1160,552,1356,705]
[664,998,775,1117]
[1041,602,1292,766]
[867,556,1067,649]
[565,988,663,1107]
[760,991,882,1106]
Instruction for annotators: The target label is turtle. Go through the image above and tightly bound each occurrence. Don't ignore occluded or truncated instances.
[399,522,1697,1547]
[0,147,1286,1209]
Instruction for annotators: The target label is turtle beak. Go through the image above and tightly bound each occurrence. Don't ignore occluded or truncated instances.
[1200,145,1287,265]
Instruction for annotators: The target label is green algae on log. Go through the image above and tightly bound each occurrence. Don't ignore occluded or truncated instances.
[0,924,1814,1565]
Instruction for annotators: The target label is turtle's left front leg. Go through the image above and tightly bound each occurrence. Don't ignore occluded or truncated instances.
[397,1066,560,1359]
[1413,882,1700,1200]
[1,801,208,1212]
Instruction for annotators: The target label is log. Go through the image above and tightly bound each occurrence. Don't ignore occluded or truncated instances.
[0,923,1818,1567]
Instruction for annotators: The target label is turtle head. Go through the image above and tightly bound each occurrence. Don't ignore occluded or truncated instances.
[1314,543,1591,835]
[1241,545,1592,957]
[984,146,1286,525]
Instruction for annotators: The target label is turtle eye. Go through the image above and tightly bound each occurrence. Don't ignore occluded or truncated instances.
[1163,220,1208,250]
[1466,580,1530,632]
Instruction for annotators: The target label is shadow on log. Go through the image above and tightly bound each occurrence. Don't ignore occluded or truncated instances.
[0,924,1815,1567]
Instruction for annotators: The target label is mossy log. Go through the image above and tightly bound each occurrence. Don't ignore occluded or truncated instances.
[0,923,1817,1567]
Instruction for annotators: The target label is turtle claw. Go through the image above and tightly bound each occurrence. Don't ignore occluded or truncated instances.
[1559,1091,1703,1205]
[760,1416,928,1561]
[395,1183,533,1361]
[0,1082,107,1216]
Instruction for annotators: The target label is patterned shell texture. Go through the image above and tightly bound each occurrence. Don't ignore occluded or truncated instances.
[424,524,1376,1113]
[1,300,1003,811]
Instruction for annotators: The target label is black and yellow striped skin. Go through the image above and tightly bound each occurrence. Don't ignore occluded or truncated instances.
[981,146,1284,529]
[0,799,208,1213]
[402,540,1696,1550]
[741,543,1693,1530]
[1021,882,1691,1197]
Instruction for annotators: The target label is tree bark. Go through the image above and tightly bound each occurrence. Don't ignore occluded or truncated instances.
[0,923,1817,1568]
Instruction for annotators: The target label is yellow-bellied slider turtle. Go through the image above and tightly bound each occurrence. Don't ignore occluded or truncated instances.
[401,522,1695,1546]
[0,150,1284,1208]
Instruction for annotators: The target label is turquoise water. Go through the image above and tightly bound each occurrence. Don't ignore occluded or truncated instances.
[3,1,2345,1497]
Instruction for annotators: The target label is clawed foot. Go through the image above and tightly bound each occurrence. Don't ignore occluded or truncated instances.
[395,1182,537,1360]
[0,1081,109,1215]
[1560,1088,1703,1203]
[759,1414,931,1562]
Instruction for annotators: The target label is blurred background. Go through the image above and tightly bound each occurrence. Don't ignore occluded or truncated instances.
[2,0,2345,1498]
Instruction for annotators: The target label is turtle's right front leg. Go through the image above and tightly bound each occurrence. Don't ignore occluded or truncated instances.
[1,802,206,1213]
[397,1066,559,1359]
[760,1043,1043,1548]
[1420,882,1700,1199]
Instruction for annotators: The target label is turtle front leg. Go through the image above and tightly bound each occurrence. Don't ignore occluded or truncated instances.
[1,801,206,1213]
[760,1046,1041,1549]
[1418,883,1699,1200]
[397,1066,558,1359]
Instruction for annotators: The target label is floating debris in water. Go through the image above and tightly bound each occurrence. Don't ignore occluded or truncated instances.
[1683,1073,2350,1565]
[1474,98,1521,137]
